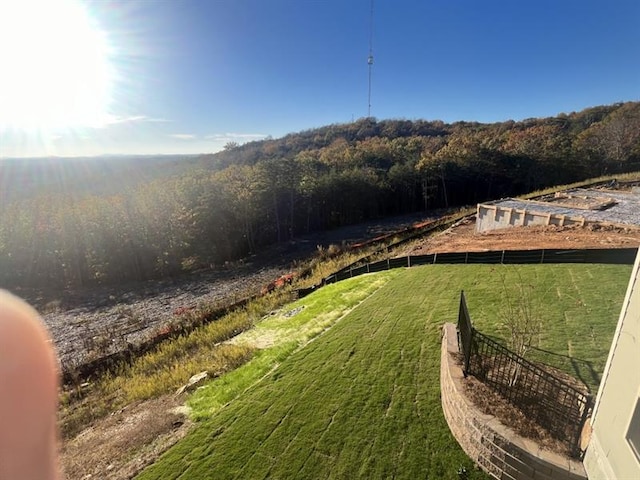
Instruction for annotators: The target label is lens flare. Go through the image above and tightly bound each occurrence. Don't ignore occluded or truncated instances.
[0,0,114,132]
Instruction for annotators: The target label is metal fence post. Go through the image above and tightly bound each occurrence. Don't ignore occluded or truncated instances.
[458,291,473,376]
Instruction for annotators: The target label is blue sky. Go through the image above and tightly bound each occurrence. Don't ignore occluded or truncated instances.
[1,0,639,158]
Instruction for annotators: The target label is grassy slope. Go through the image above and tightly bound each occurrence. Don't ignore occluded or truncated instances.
[188,270,401,420]
[138,264,631,480]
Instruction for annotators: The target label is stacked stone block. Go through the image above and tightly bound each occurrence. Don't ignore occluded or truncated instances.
[440,323,587,480]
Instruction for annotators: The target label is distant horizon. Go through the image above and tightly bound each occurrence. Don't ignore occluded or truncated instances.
[0,152,202,161]
[2,98,638,160]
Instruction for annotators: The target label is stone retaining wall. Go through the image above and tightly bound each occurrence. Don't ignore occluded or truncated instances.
[440,323,587,480]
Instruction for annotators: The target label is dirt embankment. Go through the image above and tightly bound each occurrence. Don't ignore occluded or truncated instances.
[16,212,436,374]
[61,395,190,480]
[34,264,287,373]
[11,209,636,377]
[21,213,640,375]
[400,217,640,255]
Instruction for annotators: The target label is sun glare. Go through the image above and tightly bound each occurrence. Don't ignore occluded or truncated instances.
[0,0,113,132]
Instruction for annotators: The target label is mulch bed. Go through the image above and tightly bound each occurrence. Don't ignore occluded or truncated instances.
[457,353,587,458]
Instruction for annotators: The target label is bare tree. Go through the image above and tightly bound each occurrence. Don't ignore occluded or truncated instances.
[498,268,543,385]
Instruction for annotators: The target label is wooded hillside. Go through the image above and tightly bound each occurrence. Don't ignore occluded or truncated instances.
[1,102,639,288]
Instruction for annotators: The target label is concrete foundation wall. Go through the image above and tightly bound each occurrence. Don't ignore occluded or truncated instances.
[477,204,586,233]
[440,323,587,480]
[477,189,640,233]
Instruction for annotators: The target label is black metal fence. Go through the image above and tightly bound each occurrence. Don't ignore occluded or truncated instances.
[321,247,637,285]
[456,291,592,458]
[457,291,474,375]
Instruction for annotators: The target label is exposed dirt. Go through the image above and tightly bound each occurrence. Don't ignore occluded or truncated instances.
[60,395,191,480]
[28,211,639,375]
[16,212,436,373]
[50,212,435,479]
[399,217,640,255]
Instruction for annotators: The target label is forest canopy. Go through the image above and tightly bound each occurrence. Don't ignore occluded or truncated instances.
[1,102,639,289]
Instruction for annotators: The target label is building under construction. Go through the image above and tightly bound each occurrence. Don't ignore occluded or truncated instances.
[477,187,640,233]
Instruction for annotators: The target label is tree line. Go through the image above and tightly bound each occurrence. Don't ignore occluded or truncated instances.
[1,102,639,289]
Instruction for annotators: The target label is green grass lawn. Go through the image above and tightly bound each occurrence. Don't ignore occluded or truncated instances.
[188,270,401,420]
[138,263,631,480]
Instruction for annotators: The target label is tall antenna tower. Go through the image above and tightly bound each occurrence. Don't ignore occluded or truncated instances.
[367,0,374,118]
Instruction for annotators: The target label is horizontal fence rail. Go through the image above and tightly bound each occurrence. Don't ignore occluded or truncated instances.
[456,291,592,459]
[320,247,637,286]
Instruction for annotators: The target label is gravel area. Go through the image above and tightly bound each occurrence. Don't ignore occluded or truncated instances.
[36,264,286,371]
[13,212,435,372]
[492,189,640,227]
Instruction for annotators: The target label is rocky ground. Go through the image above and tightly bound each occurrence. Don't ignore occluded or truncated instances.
[16,212,436,373]
[23,211,640,376]
[35,263,286,373]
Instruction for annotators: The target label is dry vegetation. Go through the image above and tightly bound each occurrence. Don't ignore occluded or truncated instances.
[57,237,393,478]
[462,371,571,455]
[61,395,191,480]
